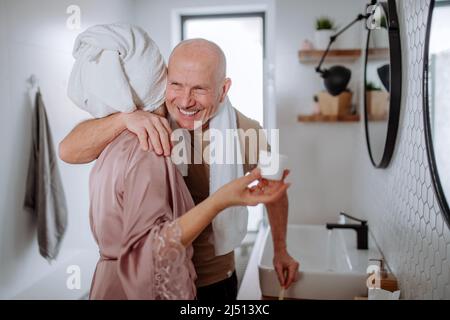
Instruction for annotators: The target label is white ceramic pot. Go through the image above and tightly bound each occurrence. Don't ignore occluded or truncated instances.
[371,29,389,49]
[314,29,334,50]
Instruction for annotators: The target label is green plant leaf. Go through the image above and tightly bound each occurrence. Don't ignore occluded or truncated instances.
[365,81,382,91]
[315,16,335,30]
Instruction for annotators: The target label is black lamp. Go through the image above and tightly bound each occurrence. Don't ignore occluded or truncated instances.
[377,63,390,92]
[315,3,376,96]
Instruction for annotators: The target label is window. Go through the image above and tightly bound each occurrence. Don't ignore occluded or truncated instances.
[182,13,265,126]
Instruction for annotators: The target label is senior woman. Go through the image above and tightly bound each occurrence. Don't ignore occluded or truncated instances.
[88,112,288,299]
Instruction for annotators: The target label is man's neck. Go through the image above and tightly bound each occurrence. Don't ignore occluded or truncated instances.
[188,121,210,135]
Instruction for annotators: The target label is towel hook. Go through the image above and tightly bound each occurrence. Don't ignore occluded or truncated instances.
[27,75,40,108]
[28,74,40,91]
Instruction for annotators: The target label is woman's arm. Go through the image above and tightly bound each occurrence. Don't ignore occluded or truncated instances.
[121,149,288,251]
[177,168,290,246]
[117,149,289,299]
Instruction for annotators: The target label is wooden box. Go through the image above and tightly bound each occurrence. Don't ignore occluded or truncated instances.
[366,91,389,120]
[318,91,353,116]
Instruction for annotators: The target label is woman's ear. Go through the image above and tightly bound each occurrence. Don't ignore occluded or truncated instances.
[219,78,232,103]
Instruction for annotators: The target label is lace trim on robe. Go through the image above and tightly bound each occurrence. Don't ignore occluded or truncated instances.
[154,220,197,300]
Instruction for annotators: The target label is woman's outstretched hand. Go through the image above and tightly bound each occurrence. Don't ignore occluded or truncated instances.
[214,168,291,210]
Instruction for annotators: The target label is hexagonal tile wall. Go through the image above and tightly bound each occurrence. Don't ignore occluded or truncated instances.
[352,0,450,299]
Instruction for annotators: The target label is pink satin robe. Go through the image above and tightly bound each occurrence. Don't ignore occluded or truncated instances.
[88,131,196,299]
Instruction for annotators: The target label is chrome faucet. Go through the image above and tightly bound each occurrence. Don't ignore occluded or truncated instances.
[326,212,368,250]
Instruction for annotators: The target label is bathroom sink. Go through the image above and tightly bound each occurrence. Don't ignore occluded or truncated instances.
[258,224,382,300]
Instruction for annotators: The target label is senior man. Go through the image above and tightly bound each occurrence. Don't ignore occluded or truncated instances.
[60,38,298,301]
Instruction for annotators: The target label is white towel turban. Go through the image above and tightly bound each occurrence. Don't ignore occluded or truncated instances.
[67,23,167,118]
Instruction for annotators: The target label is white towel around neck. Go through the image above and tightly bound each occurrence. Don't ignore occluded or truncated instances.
[210,97,249,256]
[67,23,166,117]
[174,97,249,256]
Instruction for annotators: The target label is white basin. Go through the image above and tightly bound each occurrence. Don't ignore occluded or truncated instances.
[258,224,382,300]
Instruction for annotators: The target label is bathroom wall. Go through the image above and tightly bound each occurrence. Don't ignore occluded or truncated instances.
[351,0,450,299]
[0,0,136,299]
[274,0,366,224]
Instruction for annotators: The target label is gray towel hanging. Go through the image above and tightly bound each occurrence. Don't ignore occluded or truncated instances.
[24,90,68,261]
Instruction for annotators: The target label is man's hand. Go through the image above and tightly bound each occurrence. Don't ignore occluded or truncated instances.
[122,110,172,156]
[261,169,299,289]
[59,110,174,164]
[273,250,299,289]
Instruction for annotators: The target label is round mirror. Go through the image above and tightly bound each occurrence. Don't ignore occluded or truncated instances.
[424,0,450,226]
[364,0,402,168]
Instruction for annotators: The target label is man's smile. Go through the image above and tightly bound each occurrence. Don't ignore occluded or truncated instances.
[178,107,201,117]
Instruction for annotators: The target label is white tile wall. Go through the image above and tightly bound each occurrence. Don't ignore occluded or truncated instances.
[352,0,450,299]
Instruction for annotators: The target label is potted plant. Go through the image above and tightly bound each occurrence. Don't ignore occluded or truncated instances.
[365,81,389,120]
[370,11,389,48]
[314,16,335,50]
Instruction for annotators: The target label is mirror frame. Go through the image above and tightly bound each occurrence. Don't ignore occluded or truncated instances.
[363,0,402,168]
[423,0,450,227]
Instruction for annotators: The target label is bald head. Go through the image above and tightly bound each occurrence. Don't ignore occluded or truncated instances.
[165,38,232,130]
[169,38,227,83]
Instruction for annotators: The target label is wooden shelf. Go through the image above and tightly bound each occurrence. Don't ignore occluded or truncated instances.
[368,114,388,121]
[298,113,360,123]
[367,48,389,60]
[298,49,361,63]
[298,48,389,63]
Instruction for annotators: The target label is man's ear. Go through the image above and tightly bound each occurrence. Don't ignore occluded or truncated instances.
[219,78,232,103]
